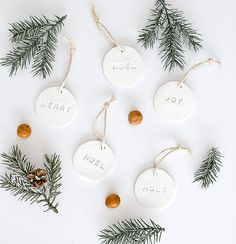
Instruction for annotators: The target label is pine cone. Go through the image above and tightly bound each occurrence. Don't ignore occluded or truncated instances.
[27,169,47,188]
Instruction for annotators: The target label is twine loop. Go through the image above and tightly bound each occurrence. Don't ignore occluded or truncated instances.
[154,145,191,171]
[177,58,222,88]
[59,37,76,93]
[92,96,117,150]
[91,6,124,52]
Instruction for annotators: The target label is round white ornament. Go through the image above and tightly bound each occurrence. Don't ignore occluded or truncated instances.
[134,168,176,209]
[153,81,196,123]
[73,140,115,180]
[35,86,77,128]
[103,46,144,88]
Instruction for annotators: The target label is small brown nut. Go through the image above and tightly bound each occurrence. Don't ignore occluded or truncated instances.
[128,110,143,125]
[17,124,31,138]
[105,194,121,209]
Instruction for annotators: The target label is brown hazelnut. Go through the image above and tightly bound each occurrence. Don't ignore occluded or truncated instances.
[128,110,143,125]
[105,193,121,208]
[17,124,31,138]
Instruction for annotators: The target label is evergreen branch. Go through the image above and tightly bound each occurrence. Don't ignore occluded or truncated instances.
[193,147,223,189]
[0,146,62,213]
[32,31,57,78]
[9,15,66,43]
[9,16,50,43]
[0,37,39,76]
[31,15,66,78]
[138,8,164,49]
[99,218,165,244]
[159,25,185,71]
[42,154,62,213]
[170,9,202,51]
[1,145,34,178]
[138,0,202,71]
[0,173,42,203]
[1,15,67,78]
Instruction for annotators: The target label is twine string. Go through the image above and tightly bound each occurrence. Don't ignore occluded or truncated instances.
[92,96,117,149]
[177,58,222,88]
[59,37,76,93]
[154,145,191,170]
[91,6,124,52]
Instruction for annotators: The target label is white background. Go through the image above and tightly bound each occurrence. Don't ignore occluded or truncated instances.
[0,0,235,243]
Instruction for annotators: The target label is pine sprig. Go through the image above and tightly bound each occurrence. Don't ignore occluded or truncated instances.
[1,145,34,178]
[159,24,185,70]
[42,154,62,212]
[193,147,223,189]
[1,15,67,79]
[0,146,62,213]
[99,218,165,244]
[171,10,202,52]
[9,16,51,43]
[0,173,42,203]
[32,31,57,78]
[138,0,202,71]
[1,37,39,76]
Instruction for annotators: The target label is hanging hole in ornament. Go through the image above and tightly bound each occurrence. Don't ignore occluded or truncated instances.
[153,168,158,176]
[58,88,63,94]
[101,145,106,151]
[100,141,106,151]
[176,82,183,89]
[119,46,125,53]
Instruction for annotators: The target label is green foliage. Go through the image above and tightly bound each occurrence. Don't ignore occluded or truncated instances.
[0,146,62,213]
[99,218,165,244]
[1,15,67,79]
[193,147,223,189]
[138,0,202,71]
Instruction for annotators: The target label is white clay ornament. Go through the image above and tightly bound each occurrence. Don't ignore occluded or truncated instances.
[134,146,191,209]
[73,96,116,180]
[92,7,144,88]
[134,168,176,209]
[154,58,221,123]
[35,38,77,128]
[154,81,196,123]
[103,45,144,88]
[73,140,115,180]
[35,87,77,128]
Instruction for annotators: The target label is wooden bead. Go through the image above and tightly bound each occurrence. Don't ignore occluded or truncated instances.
[128,110,143,125]
[105,194,121,209]
[17,124,31,138]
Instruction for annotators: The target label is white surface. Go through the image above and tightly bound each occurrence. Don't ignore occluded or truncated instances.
[103,45,144,88]
[134,168,176,209]
[73,140,115,180]
[0,0,235,243]
[154,81,196,123]
[35,86,77,128]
